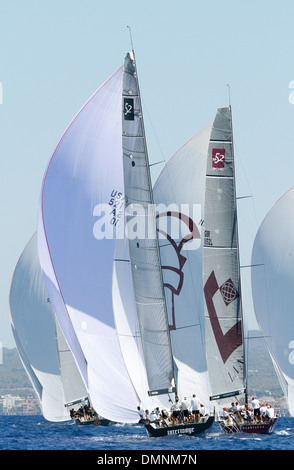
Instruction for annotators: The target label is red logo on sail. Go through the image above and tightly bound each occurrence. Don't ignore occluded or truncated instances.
[156,211,201,331]
[212,148,225,170]
[204,270,242,363]
[220,279,239,306]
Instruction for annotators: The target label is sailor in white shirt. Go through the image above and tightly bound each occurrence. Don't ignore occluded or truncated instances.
[190,394,201,421]
[265,405,275,419]
[219,407,229,419]
[260,403,267,420]
[170,397,182,424]
[149,410,157,422]
[181,396,191,423]
[137,406,145,422]
[251,396,261,421]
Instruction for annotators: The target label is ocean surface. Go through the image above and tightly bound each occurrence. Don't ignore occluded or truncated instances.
[0,415,293,452]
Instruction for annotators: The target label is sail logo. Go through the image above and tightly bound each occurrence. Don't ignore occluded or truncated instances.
[93,201,202,248]
[212,148,225,170]
[204,270,242,363]
[156,209,201,330]
[93,190,124,238]
[124,98,134,120]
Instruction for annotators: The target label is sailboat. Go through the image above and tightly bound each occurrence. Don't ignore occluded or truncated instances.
[120,52,214,437]
[251,187,294,418]
[37,50,215,436]
[9,233,109,426]
[203,107,278,434]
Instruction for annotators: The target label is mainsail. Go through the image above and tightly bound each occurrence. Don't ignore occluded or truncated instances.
[153,124,213,407]
[38,65,140,423]
[121,52,175,397]
[203,107,246,405]
[251,187,294,416]
[9,233,70,421]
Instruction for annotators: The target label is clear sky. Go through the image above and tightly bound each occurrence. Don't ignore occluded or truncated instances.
[1,0,294,348]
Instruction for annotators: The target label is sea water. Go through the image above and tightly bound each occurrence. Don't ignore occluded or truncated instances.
[0,415,293,452]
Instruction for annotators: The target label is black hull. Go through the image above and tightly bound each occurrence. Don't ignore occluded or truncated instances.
[74,417,110,426]
[145,415,214,437]
[218,417,277,434]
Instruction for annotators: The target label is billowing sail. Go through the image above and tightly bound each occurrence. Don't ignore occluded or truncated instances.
[122,52,175,396]
[203,107,246,405]
[38,64,140,423]
[9,233,70,421]
[113,231,171,411]
[153,124,213,407]
[251,187,294,416]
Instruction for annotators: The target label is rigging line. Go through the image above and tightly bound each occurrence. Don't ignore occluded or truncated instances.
[127,26,134,52]
[234,142,259,235]
[141,95,167,165]
[227,84,231,107]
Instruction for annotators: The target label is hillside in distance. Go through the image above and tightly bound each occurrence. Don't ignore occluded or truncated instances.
[0,330,284,405]
[246,330,283,399]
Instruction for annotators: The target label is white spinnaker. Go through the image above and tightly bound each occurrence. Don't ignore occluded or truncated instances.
[251,187,294,416]
[9,233,69,422]
[38,66,140,423]
[153,123,212,408]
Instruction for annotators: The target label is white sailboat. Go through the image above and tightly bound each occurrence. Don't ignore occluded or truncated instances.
[9,233,87,422]
[205,108,278,434]
[251,187,294,418]
[120,52,214,436]
[37,50,215,436]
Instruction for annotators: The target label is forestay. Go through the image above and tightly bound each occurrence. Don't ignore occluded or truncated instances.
[203,107,246,405]
[251,187,294,416]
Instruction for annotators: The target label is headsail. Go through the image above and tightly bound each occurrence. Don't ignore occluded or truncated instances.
[203,107,246,405]
[54,319,88,409]
[9,233,70,421]
[251,187,294,416]
[38,65,140,423]
[153,124,213,407]
[121,52,175,397]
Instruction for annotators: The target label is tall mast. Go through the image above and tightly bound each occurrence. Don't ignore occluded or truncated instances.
[122,51,176,397]
[230,104,248,404]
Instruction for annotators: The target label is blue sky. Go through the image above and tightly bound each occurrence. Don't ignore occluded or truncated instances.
[1,0,294,347]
